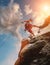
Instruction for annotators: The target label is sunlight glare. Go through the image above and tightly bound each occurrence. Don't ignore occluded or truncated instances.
[43,5,49,12]
[41,4,50,18]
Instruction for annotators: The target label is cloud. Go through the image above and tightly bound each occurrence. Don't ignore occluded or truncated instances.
[0,2,23,41]
[24,4,50,35]
[24,4,33,15]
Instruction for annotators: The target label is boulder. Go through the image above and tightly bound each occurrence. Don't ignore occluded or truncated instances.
[15,32,50,65]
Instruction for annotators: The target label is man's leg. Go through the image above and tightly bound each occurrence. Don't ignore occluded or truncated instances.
[28,29,34,36]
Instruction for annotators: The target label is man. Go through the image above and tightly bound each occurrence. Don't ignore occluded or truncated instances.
[24,19,39,36]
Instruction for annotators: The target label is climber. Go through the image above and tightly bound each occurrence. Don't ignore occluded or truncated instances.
[39,16,50,29]
[24,19,39,36]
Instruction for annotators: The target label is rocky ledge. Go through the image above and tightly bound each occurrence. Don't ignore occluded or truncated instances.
[15,32,50,65]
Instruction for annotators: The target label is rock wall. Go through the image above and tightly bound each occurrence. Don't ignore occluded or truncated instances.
[14,32,50,65]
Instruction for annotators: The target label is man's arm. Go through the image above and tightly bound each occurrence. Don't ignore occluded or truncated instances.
[33,25,39,28]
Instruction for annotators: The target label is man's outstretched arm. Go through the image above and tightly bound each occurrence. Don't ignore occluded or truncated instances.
[33,25,39,28]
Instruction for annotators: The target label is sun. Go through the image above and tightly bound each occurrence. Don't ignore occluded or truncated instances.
[43,5,49,12]
[41,4,50,17]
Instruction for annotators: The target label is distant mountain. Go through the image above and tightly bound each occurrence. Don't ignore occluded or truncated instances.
[14,32,50,65]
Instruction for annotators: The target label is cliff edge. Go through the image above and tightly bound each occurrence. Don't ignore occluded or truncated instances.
[15,32,50,65]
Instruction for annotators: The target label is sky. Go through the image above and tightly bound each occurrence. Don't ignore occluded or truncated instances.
[0,0,50,65]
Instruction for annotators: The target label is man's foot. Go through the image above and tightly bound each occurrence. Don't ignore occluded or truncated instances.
[29,34,35,39]
[38,29,40,33]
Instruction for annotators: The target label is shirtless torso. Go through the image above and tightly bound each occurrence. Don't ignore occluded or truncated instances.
[24,19,39,36]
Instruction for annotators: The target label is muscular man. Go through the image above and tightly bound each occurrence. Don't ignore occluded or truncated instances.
[24,19,39,36]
